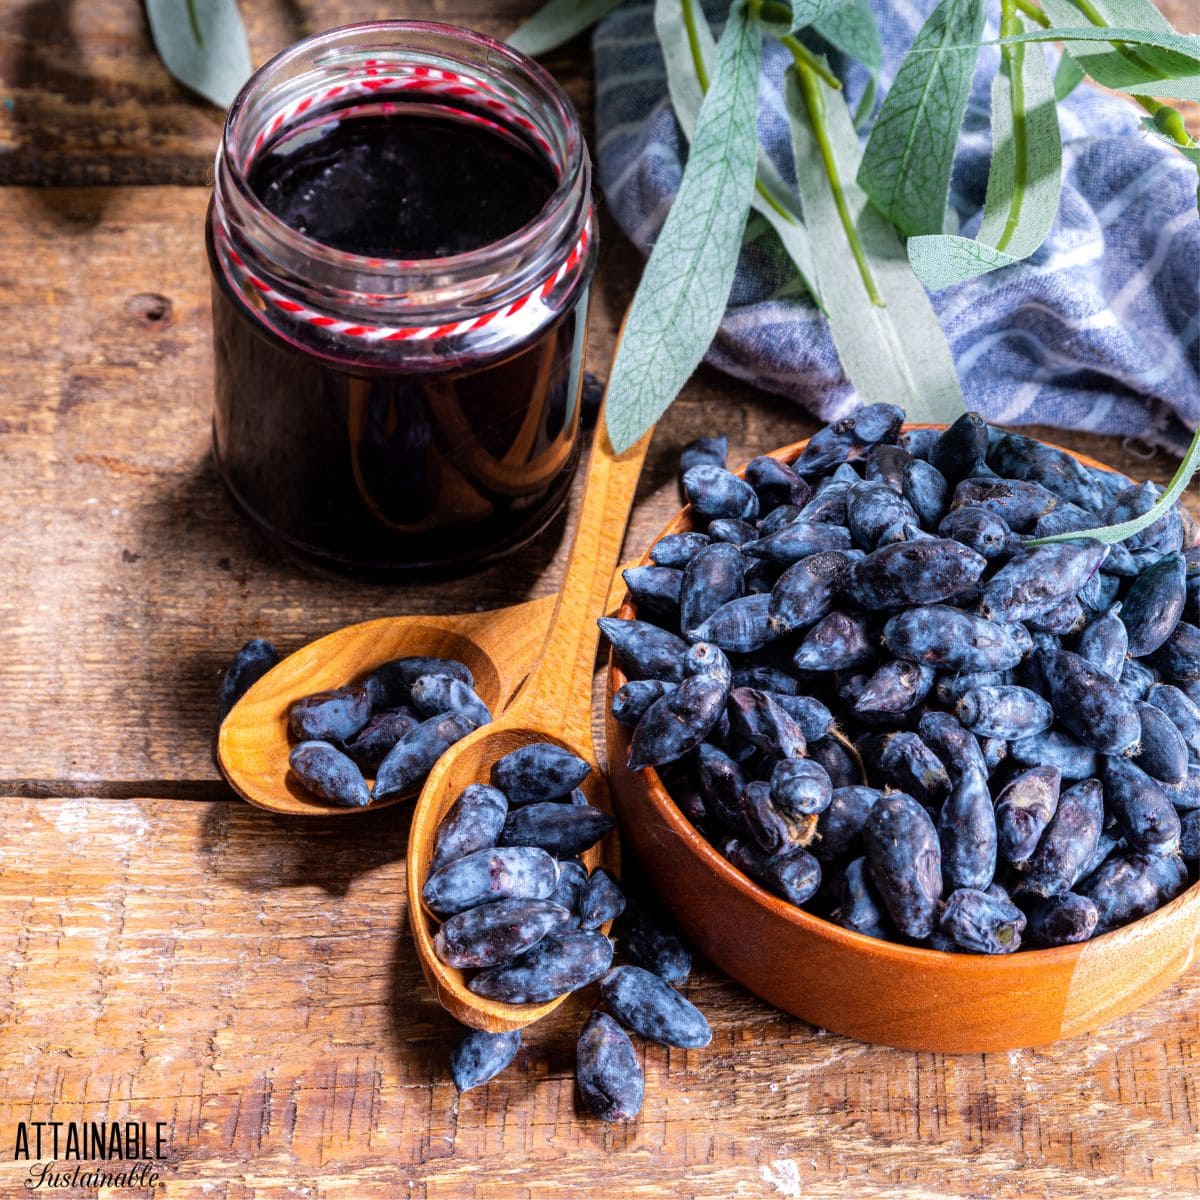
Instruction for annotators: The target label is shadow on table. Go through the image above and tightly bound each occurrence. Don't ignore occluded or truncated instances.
[138,449,570,775]
[196,797,412,896]
[5,2,103,216]
[195,791,472,1086]
[196,793,470,1088]
[386,908,473,1083]
[384,890,597,1096]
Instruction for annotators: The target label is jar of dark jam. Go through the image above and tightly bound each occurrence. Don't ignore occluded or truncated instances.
[207,21,596,575]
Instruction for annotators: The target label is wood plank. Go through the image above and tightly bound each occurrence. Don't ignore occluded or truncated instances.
[2,185,1197,787]
[0,0,590,186]
[0,1,1195,186]
[0,795,1196,1199]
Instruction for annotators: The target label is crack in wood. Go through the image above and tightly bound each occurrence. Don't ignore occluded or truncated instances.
[0,780,233,801]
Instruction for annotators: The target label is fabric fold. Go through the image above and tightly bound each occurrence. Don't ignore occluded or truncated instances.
[593,0,1200,451]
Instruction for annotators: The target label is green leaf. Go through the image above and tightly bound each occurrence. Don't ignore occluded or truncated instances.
[605,1,764,453]
[907,236,1022,286]
[908,27,1062,289]
[1040,0,1200,177]
[1040,0,1200,101]
[145,0,251,107]
[654,0,709,131]
[814,0,881,70]
[813,0,882,126]
[654,0,820,301]
[507,0,627,57]
[1046,0,1170,35]
[761,0,859,36]
[978,34,1062,259]
[852,75,878,130]
[1053,50,1085,99]
[857,0,988,237]
[998,28,1200,66]
[1026,425,1200,548]
[1113,75,1200,102]
[784,66,965,424]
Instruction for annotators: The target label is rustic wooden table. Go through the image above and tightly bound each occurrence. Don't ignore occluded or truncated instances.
[1,3,1198,1197]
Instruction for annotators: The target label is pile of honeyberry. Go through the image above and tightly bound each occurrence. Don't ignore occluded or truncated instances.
[603,405,1200,954]
[423,742,711,1119]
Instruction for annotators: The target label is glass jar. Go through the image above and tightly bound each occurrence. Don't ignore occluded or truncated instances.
[207,21,596,575]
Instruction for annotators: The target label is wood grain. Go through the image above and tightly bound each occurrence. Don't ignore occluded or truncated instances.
[0,185,829,786]
[0,1,593,186]
[0,0,1194,189]
[0,796,1197,1200]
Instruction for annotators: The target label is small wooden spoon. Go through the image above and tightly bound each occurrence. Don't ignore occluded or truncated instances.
[218,596,558,816]
[408,412,653,1032]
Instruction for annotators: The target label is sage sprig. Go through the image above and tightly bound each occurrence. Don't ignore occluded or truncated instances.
[784,60,965,424]
[907,0,1063,288]
[1037,0,1200,103]
[144,0,250,107]
[604,2,764,453]
[654,0,821,301]
[856,0,987,238]
[508,0,629,56]
[812,0,882,127]
[1026,424,1200,548]
[508,0,1197,501]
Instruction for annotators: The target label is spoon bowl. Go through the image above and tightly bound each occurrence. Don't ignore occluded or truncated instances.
[408,722,618,1031]
[218,595,556,816]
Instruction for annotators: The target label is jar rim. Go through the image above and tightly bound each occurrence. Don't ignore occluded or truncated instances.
[215,19,589,294]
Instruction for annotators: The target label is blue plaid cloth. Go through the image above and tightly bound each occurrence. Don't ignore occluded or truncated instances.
[593,0,1200,452]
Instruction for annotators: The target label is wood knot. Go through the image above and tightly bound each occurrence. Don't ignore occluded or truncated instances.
[126,292,174,327]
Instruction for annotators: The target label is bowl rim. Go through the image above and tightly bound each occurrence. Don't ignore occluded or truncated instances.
[607,422,1200,970]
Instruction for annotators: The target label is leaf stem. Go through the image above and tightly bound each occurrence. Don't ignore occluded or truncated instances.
[681,0,710,90]
[995,0,1029,253]
[754,176,803,222]
[780,35,843,92]
[1013,0,1050,28]
[792,57,884,306]
[1058,0,1200,170]
[1065,0,1160,76]
[186,0,204,47]
[1025,422,1200,548]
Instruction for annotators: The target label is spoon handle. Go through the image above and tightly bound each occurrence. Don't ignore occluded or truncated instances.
[509,408,653,744]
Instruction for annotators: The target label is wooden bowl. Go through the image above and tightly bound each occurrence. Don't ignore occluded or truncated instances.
[605,427,1200,1052]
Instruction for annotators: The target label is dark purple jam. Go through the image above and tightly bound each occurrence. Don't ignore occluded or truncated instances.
[210,105,587,576]
[248,111,557,258]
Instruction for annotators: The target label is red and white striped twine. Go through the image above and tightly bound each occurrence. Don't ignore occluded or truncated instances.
[220,60,591,346]
[218,219,591,345]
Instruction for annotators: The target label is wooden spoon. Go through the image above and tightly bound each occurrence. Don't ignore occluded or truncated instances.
[218,563,633,818]
[408,412,653,1032]
[217,596,560,816]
